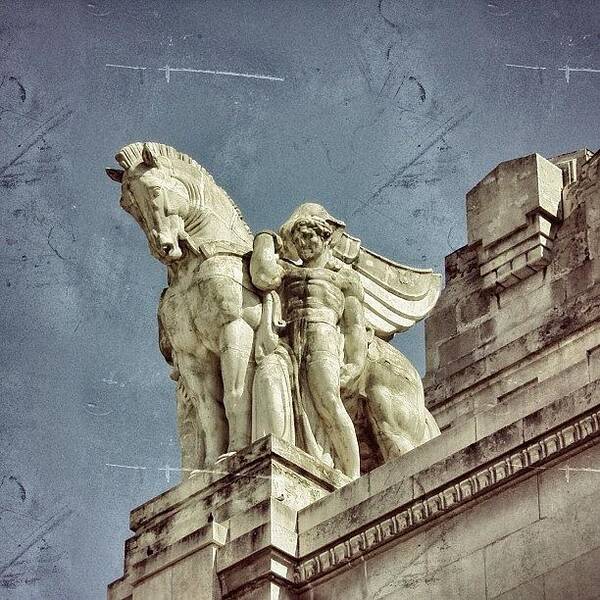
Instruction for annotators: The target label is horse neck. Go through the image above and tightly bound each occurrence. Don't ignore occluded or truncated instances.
[182,172,253,248]
[166,250,200,287]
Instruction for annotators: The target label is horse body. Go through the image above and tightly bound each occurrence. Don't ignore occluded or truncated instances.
[357,337,440,461]
[108,142,260,474]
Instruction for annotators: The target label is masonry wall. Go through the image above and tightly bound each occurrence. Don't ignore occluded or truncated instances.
[299,441,600,600]
[424,149,600,431]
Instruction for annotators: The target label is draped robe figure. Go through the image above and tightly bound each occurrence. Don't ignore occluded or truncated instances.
[250,203,442,478]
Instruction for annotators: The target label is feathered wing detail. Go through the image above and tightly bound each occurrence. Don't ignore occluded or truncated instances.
[333,233,442,339]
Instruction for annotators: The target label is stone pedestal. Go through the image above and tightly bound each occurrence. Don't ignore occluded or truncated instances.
[108,436,348,600]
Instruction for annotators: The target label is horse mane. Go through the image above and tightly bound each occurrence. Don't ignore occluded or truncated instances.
[115,141,252,242]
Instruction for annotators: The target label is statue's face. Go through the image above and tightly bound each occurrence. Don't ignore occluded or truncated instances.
[122,166,189,263]
[292,224,327,263]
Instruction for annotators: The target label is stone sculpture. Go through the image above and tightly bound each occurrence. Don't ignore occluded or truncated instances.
[106,142,442,480]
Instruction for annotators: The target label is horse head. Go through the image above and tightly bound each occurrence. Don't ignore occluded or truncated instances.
[107,142,253,264]
[107,142,198,263]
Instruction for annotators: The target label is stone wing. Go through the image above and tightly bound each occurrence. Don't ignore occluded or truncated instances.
[333,233,442,339]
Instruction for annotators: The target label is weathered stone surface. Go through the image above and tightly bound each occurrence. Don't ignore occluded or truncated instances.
[493,578,545,600]
[544,546,600,600]
[466,153,562,248]
[425,148,600,429]
[107,146,443,481]
[484,489,600,598]
[109,436,347,600]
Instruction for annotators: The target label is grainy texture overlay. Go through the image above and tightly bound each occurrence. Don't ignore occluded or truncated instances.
[0,2,599,599]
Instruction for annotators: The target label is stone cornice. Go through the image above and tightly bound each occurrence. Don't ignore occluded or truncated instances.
[294,405,600,586]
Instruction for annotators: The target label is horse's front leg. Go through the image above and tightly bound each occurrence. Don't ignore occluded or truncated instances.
[219,317,255,454]
[177,350,227,470]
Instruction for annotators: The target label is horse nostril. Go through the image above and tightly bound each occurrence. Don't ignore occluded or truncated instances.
[161,243,173,255]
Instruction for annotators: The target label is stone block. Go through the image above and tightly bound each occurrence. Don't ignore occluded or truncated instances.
[475,358,589,440]
[107,578,133,600]
[437,327,482,368]
[544,545,600,600]
[132,569,171,600]
[475,378,538,440]
[298,561,367,600]
[550,148,593,189]
[493,577,545,600]
[298,414,480,555]
[227,498,296,544]
[412,421,524,498]
[522,379,600,442]
[587,343,600,381]
[566,259,594,299]
[228,579,297,600]
[432,397,475,430]
[496,261,520,287]
[484,481,600,597]
[130,521,227,586]
[217,520,297,573]
[425,303,457,345]
[457,290,491,327]
[366,549,486,600]
[496,268,545,310]
[172,547,220,600]
[512,252,536,279]
[298,474,414,555]
[218,548,296,599]
[467,153,562,248]
[405,476,539,573]
[444,243,480,288]
[537,442,600,519]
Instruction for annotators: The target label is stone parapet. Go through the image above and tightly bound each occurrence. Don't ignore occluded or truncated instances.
[424,148,600,431]
[108,437,348,600]
[108,368,600,598]
[467,153,563,292]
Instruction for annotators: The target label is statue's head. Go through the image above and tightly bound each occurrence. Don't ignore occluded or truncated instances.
[290,216,334,263]
[280,202,345,263]
[106,143,191,263]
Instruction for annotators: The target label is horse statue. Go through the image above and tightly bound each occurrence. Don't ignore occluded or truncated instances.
[106,142,441,480]
[106,142,261,472]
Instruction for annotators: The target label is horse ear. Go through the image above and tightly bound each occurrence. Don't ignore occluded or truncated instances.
[142,143,159,168]
[106,168,124,183]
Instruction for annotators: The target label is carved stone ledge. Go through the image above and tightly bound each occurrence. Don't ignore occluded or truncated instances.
[294,405,600,586]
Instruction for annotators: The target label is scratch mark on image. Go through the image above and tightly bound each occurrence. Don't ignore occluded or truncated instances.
[0,507,73,577]
[505,63,547,71]
[101,377,125,388]
[357,104,473,212]
[46,227,66,260]
[506,63,600,83]
[0,107,72,177]
[106,63,285,83]
[105,462,273,483]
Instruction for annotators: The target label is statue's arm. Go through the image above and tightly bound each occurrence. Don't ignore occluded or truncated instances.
[340,273,368,388]
[250,231,285,291]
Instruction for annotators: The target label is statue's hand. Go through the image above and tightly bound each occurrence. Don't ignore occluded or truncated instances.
[340,362,362,391]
